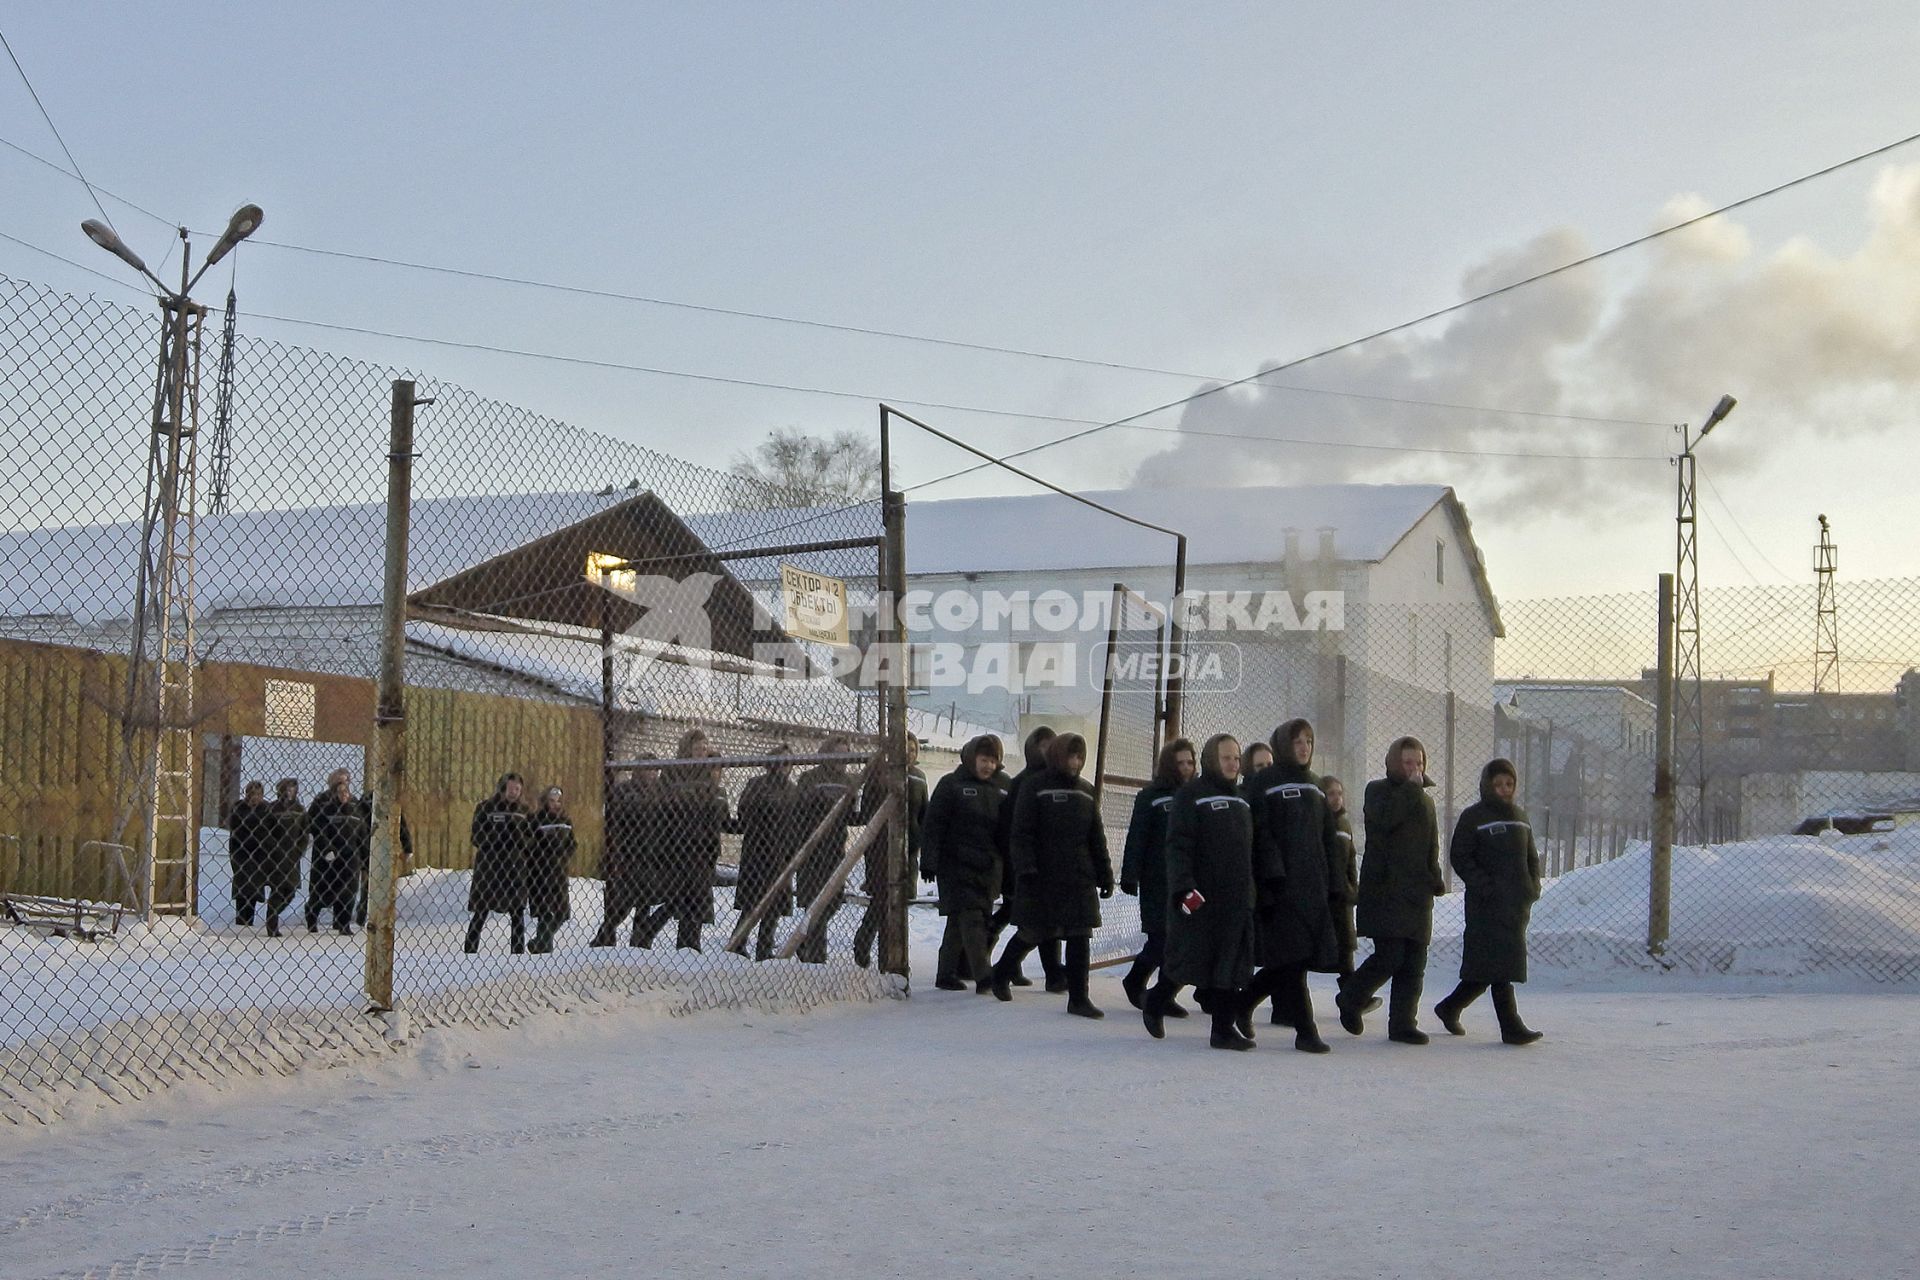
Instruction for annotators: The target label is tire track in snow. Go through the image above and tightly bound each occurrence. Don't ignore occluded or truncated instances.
[3,1108,687,1237]
[37,1194,442,1279]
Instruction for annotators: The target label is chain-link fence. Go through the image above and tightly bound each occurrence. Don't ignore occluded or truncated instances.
[0,273,910,1119]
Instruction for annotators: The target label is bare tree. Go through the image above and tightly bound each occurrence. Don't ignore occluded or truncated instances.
[728,428,881,510]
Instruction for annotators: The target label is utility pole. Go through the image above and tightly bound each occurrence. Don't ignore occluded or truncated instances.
[1673,393,1736,846]
[81,205,264,917]
[1814,514,1839,693]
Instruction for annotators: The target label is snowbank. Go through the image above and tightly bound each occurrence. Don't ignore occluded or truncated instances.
[1429,825,1920,981]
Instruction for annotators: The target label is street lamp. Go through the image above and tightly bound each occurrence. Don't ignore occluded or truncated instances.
[79,204,263,919]
[1673,392,1736,846]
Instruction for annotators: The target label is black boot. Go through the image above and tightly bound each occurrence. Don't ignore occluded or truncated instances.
[463,913,484,954]
[1209,1008,1254,1051]
[1121,960,1150,1010]
[1493,983,1544,1045]
[590,920,617,948]
[1295,1020,1331,1053]
[1142,982,1170,1039]
[1435,982,1480,1036]
[1163,997,1190,1019]
[236,906,255,927]
[1064,938,1103,1019]
[1387,983,1428,1045]
[1042,938,1068,994]
[265,914,282,938]
[529,921,556,954]
[988,941,1027,1002]
[509,915,527,955]
[1335,988,1366,1036]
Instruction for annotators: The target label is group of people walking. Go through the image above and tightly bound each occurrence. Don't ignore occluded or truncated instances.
[224,768,411,937]
[920,719,1546,1052]
[586,728,925,964]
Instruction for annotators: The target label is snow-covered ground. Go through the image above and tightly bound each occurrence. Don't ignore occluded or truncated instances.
[0,970,1914,1279]
[6,823,1917,1124]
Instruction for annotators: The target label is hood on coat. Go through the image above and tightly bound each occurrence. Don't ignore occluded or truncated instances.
[1272,718,1314,768]
[1384,735,1430,785]
[1479,757,1518,804]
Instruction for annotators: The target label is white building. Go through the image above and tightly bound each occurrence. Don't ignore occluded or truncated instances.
[881,483,1503,825]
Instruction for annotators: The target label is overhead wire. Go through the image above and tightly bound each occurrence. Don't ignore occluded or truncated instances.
[906,126,1920,493]
[0,30,126,240]
[0,131,1669,431]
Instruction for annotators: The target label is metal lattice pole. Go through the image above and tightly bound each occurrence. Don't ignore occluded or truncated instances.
[1814,514,1840,693]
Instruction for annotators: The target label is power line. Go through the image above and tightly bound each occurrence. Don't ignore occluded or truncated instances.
[1109,421,1667,463]
[0,30,122,239]
[910,126,1920,493]
[0,129,1671,430]
[225,305,1671,466]
[0,134,178,230]
[0,229,151,296]
[1702,474,1796,580]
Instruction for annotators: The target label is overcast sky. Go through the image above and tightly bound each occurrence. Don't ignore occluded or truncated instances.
[4,1,1918,601]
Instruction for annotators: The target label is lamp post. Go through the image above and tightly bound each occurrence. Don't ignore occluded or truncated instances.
[1672,393,1735,847]
[82,205,263,918]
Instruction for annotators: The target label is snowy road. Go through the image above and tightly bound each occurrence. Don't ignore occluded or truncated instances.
[2,974,1915,1279]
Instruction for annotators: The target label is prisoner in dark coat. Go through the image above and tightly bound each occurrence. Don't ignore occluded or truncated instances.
[264,778,308,937]
[992,733,1112,1018]
[526,786,576,953]
[227,781,274,926]
[921,735,1007,989]
[991,726,1063,988]
[1434,758,1546,1044]
[1160,741,1257,999]
[593,762,658,946]
[1118,738,1195,1011]
[791,735,860,964]
[306,771,367,934]
[1006,742,1113,938]
[633,731,731,951]
[1336,736,1446,1044]
[852,737,929,968]
[732,747,802,961]
[465,773,533,953]
[1449,759,1543,985]
[1354,742,1446,947]
[1248,720,1344,976]
[1323,776,1359,973]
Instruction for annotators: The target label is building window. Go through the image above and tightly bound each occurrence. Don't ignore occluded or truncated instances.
[264,679,316,739]
[586,551,637,597]
[1435,540,1445,585]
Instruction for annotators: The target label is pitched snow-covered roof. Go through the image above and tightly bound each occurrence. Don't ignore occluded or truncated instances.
[1,491,641,624]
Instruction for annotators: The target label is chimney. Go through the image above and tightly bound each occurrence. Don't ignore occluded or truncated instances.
[1317,527,1338,563]
[1282,527,1301,569]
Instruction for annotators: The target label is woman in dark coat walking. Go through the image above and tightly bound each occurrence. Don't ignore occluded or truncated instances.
[921,734,1007,991]
[306,770,367,935]
[991,732,1113,1017]
[467,772,534,953]
[526,786,576,953]
[264,778,307,937]
[636,730,731,952]
[1323,775,1360,977]
[1118,738,1194,1013]
[227,781,274,927]
[1149,734,1258,1050]
[593,759,659,947]
[1243,719,1344,1053]
[992,726,1063,990]
[1434,759,1545,1044]
[1336,736,1446,1043]
[853,736,928,969]
[793,733,860,964]
[732,745,802,962]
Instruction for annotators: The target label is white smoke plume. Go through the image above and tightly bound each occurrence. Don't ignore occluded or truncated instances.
[1129,164,1920,522]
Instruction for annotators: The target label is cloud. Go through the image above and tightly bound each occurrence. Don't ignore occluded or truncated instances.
[1129,163,1920,523]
